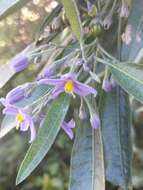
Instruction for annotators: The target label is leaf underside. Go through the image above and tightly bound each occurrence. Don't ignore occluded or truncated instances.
[100,87,132,189]
[69,119,105,190]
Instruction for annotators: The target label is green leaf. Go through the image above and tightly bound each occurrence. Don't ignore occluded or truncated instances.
[0,0,30,21]
[69,120,92,190]
[100,59,143,103]
[92,128,105,190]
[61,0,82,41]
[0,85,51,138]
[16,94,70,185]
[16,84,52,107]
[69,120,105,190]
[121,0,143,61]
[111,63,143,103]
[100,87,132,189]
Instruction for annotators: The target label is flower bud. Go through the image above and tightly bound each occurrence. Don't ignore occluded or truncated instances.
[102,79,113,92]
[79,109,87,120]
[10,54,29,72]
[90,114,100,129]
[37,67,55,80]
[6,86,25,104]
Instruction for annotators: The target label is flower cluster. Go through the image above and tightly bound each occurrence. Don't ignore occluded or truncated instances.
[0,45,105,143]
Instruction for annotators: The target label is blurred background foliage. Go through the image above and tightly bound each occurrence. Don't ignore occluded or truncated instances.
[1,0,143,190]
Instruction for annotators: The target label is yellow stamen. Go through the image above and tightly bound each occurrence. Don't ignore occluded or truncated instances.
[16,113,24,129]
[64,80,74,94]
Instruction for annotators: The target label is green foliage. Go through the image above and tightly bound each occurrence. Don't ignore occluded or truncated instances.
[16,94,70,184]
[61,0,82,41]
[69,120,93,190]
[105,61,143,103]
[100,87,132,189]
[69,119,105,190]
[1,0,143,190]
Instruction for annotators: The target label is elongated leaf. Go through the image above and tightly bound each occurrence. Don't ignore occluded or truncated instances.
[0,0,30,21]
[92,128,105,190]
[0,85,51,138]
[110,63,143,103]
[69,120,93,190]
[100,87,132,189]
[100,59,143,103]
[69,120,105,190]
[16,84,52,107]
[61,0,82,41]
[121,0,143,61]
[16,94,70,185]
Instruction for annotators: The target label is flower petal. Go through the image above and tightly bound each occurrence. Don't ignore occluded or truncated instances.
[3,106,18,115]
[38,78,65,86]
[61,73,76,80]
[51,85,64,98]
[74,81,97,96]
[62,120,75,139]
[20,119,29,131]
[62,125,74,139]
[67,119,75,129]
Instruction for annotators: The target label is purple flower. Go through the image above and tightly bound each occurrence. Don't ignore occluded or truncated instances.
[102,79,113,92]
[79,109,87,120]
[37,67,55,80]
[102,79,116,92]
[90,114,100,129]
[61,119,75,139]
[3,105,36,143]
[10,53,29,72]
[38,73,97,98]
